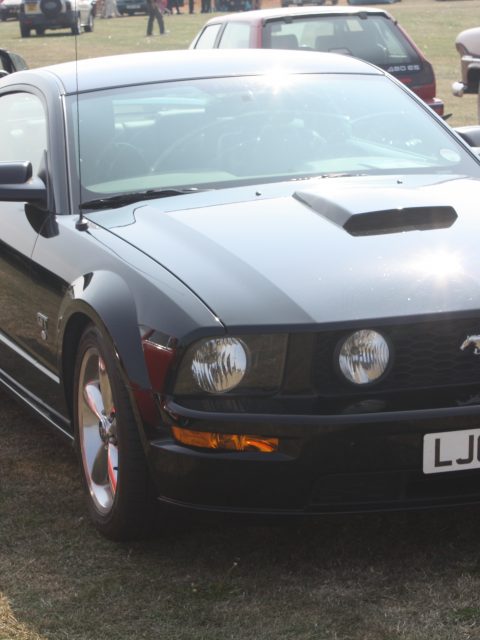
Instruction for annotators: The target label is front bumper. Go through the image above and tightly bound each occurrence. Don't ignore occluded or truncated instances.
[147,403,480,516]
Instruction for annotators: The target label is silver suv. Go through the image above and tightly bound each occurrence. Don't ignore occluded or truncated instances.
[19,0,95,36]
[452,27,480,123]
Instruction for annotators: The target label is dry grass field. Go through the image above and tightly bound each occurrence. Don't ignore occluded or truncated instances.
[2,1,480,639]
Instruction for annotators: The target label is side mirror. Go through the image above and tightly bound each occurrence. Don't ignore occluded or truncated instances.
[0,162,48,208]
[454,125,480,148]
[0,49,28,74]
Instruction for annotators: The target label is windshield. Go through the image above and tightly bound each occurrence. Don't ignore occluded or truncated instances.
[68,73,479,205]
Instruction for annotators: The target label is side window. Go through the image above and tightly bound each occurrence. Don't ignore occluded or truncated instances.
[0,93,47,175]
[218,22,251,49]
[194,24,222,49]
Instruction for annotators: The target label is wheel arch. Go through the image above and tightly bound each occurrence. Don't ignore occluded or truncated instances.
[58,270,152,419]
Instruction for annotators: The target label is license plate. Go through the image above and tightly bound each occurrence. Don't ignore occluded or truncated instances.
[423,428,480,474]
[25,2,38,11]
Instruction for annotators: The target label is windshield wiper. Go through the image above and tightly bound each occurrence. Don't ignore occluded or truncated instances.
[80,187,208,211]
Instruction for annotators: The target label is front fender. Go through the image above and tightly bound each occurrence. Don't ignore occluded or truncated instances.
[58,270,150,390]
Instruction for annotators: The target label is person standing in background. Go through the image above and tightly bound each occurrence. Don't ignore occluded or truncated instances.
[103,0,120,17]
[146,0,165,35]
[169,0,182,14]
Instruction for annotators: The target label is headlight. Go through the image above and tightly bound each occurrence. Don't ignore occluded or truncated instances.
[174,334,288,395]
[191,337,248,394]
[338,330,390,385]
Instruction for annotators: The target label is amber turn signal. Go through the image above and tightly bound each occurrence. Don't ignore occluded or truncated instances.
[172,426,278,453]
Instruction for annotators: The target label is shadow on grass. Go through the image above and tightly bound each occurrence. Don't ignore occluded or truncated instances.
[1,389,480,640]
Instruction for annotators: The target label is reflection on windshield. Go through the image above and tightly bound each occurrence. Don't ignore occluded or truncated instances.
[70,73,476,203]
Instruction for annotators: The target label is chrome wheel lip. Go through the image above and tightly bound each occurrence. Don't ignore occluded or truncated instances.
[78,346,118,515]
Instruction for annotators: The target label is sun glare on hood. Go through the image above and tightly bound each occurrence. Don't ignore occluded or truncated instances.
[409,250,465,282]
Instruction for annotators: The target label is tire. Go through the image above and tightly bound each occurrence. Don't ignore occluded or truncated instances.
[73,324,152,540]
[35,26,45,35]
[20,23,31,36]
[84,10,94,31]
[71,13,81,34]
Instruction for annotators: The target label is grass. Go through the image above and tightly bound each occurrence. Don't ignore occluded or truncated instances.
[2,1,480,638]
[4,393,480,640]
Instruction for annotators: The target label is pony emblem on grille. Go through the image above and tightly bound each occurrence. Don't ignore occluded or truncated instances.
[460,335,480,355]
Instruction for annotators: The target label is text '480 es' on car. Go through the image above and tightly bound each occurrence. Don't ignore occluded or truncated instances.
[2,50,480,540]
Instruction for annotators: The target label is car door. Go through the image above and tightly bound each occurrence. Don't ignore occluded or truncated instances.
[0,89,70,420]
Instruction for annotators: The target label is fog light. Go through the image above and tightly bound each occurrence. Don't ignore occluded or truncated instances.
[338,330,390,385]
[172,426,278,452]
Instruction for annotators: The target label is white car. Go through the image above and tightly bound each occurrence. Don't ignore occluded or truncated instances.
[0,0,21,20]
[18,0,95,36]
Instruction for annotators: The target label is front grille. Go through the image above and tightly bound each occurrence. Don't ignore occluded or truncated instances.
[311,316,480,397]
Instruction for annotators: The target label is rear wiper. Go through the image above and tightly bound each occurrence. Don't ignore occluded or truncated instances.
[80,187,208,211]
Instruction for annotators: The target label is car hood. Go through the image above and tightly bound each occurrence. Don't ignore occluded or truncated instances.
[89,174,480,330]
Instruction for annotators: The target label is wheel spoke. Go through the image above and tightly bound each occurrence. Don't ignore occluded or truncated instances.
[98,356,114,418]
[83,381,105,424]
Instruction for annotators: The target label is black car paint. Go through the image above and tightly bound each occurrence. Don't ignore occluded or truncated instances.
[2,50,480,519]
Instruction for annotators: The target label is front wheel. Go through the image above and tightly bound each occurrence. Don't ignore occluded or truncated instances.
[71,13,82,34]
[84,10,94,31]
[73,325,152,540]
[20,23,31,36]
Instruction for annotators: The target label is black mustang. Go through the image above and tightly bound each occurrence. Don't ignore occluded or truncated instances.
[1,49,480,539]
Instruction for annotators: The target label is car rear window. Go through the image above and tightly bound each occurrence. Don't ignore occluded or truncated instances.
[263,15,422,70]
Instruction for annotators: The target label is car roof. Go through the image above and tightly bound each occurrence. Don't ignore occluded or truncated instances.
[3,48,383,94]
[201,6,394,24]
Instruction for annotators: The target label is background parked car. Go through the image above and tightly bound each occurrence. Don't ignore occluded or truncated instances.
[191,6,444,116]
[452,27,480,124]
[19,0,95,36]
[116,0,147,14]
[0,0,21,20]
[347,0,400,4]
[282,0,338,7]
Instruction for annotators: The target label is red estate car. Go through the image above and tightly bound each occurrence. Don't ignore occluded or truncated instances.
[191,6,444,116]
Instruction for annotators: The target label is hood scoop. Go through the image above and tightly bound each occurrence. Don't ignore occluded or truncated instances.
[294,187,458,236]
